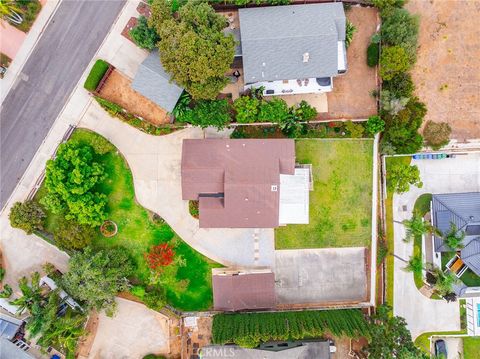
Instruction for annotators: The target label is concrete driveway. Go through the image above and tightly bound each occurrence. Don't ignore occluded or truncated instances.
[275,248,368,305]
[393,152,480,339]
[87,298,169,359]
[79,101,275,268]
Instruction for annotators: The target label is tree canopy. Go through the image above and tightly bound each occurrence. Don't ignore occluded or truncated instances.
[41,142,107,227]
[9,200,46,234]
[151,0,235,99]
[61,247,134,315]
[387,162,423,194]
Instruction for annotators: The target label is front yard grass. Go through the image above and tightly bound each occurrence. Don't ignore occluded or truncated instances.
[35,129,219,311]
[275,139,373,249]
[463,337,480,359]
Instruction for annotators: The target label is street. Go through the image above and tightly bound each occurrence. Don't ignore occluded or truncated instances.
[0,0,126,207]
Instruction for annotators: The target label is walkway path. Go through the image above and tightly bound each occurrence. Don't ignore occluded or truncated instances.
[393,153,480,339]
[79,102,275,268]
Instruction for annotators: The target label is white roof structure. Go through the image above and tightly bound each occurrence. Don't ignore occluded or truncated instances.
[40,276,83,312]
[279,168,310,224]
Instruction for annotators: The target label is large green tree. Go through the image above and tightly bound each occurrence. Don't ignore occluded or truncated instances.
[151,0,235,100]
[41,142,107,227]
[9,200,46,234]
[381,8,419,60]
[61,247,134,315]
[53,219,94,251]
[366,305,428,359]
[387,162,423,194]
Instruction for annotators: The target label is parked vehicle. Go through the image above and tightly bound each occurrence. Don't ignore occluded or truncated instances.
[434,339,447,358]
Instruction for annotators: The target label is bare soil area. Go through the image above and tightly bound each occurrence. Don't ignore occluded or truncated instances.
[324,6,379,119]
[99,70,170,126]
[406,0,480,140]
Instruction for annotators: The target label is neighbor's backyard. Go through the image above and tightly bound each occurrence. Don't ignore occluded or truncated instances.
[35,129,219,311]
[275,139,373,249]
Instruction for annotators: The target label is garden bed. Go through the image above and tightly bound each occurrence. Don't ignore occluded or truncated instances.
[275,139,374,249]
[13,0,42,33]
[35,129,219,311]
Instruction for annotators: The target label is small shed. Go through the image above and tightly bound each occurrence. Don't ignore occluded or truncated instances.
[131,50,184,113]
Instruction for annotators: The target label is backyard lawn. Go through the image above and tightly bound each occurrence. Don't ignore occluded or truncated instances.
[441,253,480,288]
[35,129,219,311]
[463,337,480,359]
[275,139,374,249]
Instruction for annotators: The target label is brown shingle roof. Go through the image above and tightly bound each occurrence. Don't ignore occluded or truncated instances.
[181,139,295,228]
[212,268,276,311]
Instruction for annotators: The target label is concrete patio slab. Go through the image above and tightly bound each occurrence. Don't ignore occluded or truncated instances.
[274,247,367,305]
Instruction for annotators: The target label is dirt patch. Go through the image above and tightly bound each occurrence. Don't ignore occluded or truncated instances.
[406,0,480,141]
[76,311,99,359]
[99,70,170,126]
[323,6,379,119]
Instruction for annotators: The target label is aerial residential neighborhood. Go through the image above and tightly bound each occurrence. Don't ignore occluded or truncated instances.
[0,0,478,358]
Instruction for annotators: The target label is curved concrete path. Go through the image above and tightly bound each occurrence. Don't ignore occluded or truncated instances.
[393,153,480,339]
[80,100,275,268]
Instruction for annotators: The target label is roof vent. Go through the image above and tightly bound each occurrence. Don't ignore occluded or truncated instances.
[303,52,310,63]
[271,185,278,192]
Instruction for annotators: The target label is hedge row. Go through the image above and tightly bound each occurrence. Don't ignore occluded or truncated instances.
[212,309,369,348]
[84,59,110,92]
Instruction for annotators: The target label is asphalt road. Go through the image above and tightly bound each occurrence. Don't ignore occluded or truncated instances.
[0,0,126,207]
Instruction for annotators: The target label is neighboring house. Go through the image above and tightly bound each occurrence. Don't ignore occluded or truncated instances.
[181,139,310,228]
[431,193,480,277]
[212,267,276,311]
[131,50,184,114]
[201,340,334,359]
[0,313,31,356]
[237,3,347,96]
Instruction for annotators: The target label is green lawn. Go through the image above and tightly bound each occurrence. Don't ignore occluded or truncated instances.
[463,337,480,359]
[275,139,373,249]
[36,129,219,311]
[385,156,412,307]
[441,252,480,287]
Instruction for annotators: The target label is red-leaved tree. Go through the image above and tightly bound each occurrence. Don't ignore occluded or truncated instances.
[144,243,175,272]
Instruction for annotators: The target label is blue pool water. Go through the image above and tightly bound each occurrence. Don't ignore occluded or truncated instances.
[478,303,480,327]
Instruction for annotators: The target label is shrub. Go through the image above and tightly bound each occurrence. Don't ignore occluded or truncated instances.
[84,59,109,92]
[345,21,356,48]
[142,286,166,311]
[172,92,192,121]
[381,8,419,61]
[381,90,409,115]
[86,134,114,155]
[0,267,4,282]
[233,96,260,123]
[183,99,231,130]
[212,309,369,347]
[380,46,411,81]
[367,42,380,67]
[293,100,317,121]
[365,115,385,135]
[371,0,405,9]
[423,121,451,150]
[189,200,199,218]
[258,98,289,123]
[382,72,415,99]
[53,219,93,251]
[0,284,13,298]
[129,16,160,50]
[9,200,46,234]
[345,121,365,138]
[40,142,107,227]
[144,244,175,272]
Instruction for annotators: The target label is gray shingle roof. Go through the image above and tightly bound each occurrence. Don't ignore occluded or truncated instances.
[238,3,346,83]
[131,50,184,113]
[432,193,480,252]
[461,237,480,276]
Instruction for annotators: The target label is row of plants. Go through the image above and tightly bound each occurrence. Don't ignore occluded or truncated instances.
[94,96,182,136]
[231,116,384,139]
[370,0,451,153]
[212,309,370,348]
[213,305,427,358]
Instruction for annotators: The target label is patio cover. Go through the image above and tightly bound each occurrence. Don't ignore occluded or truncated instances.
[279,168,310,224]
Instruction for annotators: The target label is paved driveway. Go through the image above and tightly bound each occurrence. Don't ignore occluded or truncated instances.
[87,298,169,359]
[393,153,480,339]
[79,102,275,267]
[275,248,368,305]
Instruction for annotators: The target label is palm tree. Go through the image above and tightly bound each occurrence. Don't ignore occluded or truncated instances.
[10,272,43,314]
[443,223,465,250]
[428,267,458,297]
[402,211,433,242]
[0,0,23,25]
[403,254,423,277]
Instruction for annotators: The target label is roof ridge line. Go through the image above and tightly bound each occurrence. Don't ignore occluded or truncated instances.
[434,195,468,229]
